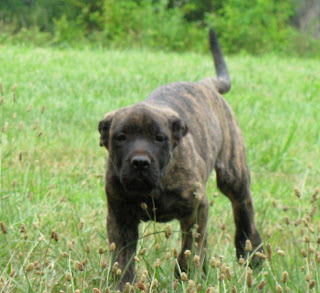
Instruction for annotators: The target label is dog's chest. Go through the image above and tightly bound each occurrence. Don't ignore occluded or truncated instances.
[138,188,195,222]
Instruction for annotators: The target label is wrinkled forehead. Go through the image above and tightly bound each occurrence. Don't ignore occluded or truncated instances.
[111,105,169,134]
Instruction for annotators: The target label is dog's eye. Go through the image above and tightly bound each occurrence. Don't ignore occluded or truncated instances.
[155,135,166,143]
[115,134,126,142]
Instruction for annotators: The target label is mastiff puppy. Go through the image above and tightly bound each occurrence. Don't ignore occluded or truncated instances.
[99,29,263,288]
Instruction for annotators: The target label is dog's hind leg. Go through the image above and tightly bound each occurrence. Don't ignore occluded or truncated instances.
[215,148,263,267]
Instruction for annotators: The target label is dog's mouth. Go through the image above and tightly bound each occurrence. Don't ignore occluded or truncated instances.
[120,171,159,193]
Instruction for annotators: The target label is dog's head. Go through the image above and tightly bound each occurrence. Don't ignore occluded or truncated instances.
[99,103,188,193]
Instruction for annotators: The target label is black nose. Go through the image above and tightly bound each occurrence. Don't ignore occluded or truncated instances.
[131,155,151,170]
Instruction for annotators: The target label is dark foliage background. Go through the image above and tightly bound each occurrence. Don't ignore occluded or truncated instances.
[0,0,319,56]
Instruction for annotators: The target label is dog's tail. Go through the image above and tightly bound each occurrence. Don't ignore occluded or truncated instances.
[209,28,231,94]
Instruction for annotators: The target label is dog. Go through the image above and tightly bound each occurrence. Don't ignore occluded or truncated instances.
[99,29,263,289]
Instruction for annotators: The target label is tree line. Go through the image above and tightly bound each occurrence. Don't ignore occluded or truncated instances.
[0,0,319,56]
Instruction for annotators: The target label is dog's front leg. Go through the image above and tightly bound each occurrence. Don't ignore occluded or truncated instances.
[176,195,208,276]
[107,203,139,290]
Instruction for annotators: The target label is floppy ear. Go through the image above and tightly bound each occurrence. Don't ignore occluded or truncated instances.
[171,117,188,147]
[98,111,115,149]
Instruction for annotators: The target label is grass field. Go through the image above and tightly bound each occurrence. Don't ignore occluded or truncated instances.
[0,45,319,292]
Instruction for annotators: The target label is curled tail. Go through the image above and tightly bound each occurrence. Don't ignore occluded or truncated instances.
[209,28,231,94]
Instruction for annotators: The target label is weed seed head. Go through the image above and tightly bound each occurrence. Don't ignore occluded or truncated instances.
[100,258,108,269]
[294,186,301,198]
[309,280,316,289]
[98,246,105,254]
[184,250,191,258]
[0,222,7,234]
[246,268,253,288]
[155,243,160,251]
[25,263,34,272]
[245,240,252,252]
[20,223,26,233]
[231,285,237,293]
[109,242,116,252]
[140,273,147,283]
[225,266,232,281]
[282,271,288,283]
[266,243,272,259]
[165,224,173,238]
[238,257,245,265]
[205,287,215,293]
[116,268,122,276]
[255,252,267,260]
[2,122,8,133]
[9,269,16,278]
[257,280,266,290]
[305,273,311,282]
[85,244,90,253]
[141,202,148,210]
[195,191,203,201]
[193,255,200,266]
[154,258,161,268]
[186,280,195,292]
[181,272,188,281]
[151,279,158,288]
[112,262,118,273]
[219,273,225,282]
[137,281,146,290]
[210,257,217,268]
[93,288,101,293]
[310,206,317,217]
[311,187,319,203]
[67,241,74,250]
[51,230,58,242]
[173,248,178,258]
[276,284,283,293]
[139,248,146,255]
[294,218,301,227]
[77,261,84,271]
[124,283,131,293]
[285,216,290,225]
[301,249,307,258]
[79,218,85,229]
[65,272,72,282]
[309,245,315,254]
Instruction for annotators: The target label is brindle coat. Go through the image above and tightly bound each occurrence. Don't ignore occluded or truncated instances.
[99,29,263,289]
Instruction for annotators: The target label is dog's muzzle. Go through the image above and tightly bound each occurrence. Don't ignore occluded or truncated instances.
[120,153,160,193]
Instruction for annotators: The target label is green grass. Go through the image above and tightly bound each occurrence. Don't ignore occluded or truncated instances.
[0,44,319,292]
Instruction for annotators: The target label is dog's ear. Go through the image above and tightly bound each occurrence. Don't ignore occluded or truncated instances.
[98,111,115,149]
[170,117,188,147]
